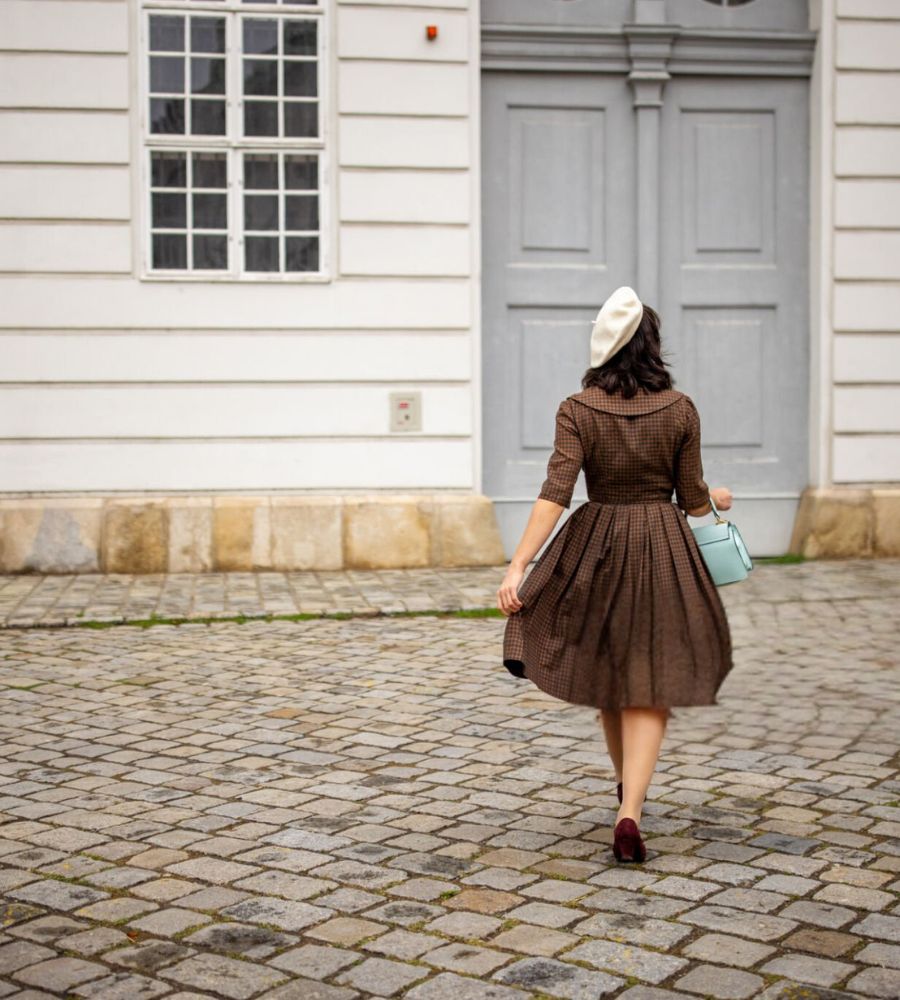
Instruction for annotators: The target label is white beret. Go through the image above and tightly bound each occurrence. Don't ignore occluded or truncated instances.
[590,286,643,368]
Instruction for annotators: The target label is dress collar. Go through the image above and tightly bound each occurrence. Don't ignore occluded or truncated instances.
[567,385,684,415]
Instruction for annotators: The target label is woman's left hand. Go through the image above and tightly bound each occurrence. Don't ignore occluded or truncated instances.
[497,566,525,616]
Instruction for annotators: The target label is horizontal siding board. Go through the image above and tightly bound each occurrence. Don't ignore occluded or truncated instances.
[0,53,129,110]
[339,61,469,115]
[836,20,900,69]
[340,170,469,223]
[0,223,131,272]
[338,0,468,7]
[835,179,900,227]
[0,277,473,328]
[1,385,472,438]
[0,440,474,491]
[2,333,472,381]
[834,386,900,431]
[337,6,468,61]
[834,231,900,279]
[340,224,469,276]
[836,72,900,125]
[0,111,130,164]
[339,116,470,167]
[834,283,900,331]
[834,334,900,382]
[835,126,900,176]
[3,1,128,53]
[837,0,900,19]
[0,165,130,220]
[833,434,900,482]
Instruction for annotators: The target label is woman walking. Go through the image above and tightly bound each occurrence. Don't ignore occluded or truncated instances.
[497,286,734,864]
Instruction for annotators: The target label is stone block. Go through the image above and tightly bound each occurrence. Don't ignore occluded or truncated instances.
[102,500,168,573]
[212,497,271,571]
[873,489,900,556]
[0,498,102,573]
[271,497,342,571]
[790,488,873,559]
[166,498,213,573]
[343,495,432,569]
[435,495,505,567]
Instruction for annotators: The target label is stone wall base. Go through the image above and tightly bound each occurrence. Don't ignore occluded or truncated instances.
[0,494,507,574]
[789,487,900,558]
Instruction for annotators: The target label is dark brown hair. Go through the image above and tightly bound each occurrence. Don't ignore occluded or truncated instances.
[581,303,674,397]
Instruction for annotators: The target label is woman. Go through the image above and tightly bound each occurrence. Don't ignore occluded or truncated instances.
[497,286,734,864]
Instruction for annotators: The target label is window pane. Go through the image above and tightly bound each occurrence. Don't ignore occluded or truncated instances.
[244,59,278,96]
[286,236,318,271]
[153,233,187,269]
[149,15,184,53]
[191,16,225,54]
[244,101,278,136]
[150,97,185,134]
[243,19,277,55]
[190,99,226,135]
[194,192,227,229]
[191,57,225,95]
[283,61,316,97]
[285,195,318,231]
[284,101,317,137]
[284,20,316,56]
[193,152,226,189]
[284,155,317,191]
[193,234,228,269]
[245,236,279,271]
[151,151,187,188]
[150,56,184,94]
[244,154,279,190]
[152,192,187,229]
[245,194,279,231]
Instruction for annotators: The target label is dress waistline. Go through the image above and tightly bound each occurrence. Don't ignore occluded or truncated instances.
[583,498,676,506]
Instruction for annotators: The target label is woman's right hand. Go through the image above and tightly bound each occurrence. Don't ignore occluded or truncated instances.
[497,565,525,616]
[711,486,733,511]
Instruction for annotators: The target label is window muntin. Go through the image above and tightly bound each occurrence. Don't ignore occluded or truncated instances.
[141,0,326,280]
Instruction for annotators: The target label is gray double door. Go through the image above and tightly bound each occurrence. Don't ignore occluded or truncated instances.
[482,69,810,558]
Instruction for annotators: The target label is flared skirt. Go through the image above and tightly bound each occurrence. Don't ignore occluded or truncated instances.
[502,500,734,711]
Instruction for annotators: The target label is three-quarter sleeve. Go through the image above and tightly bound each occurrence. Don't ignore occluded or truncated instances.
[674,396,711,515]
[537,399,584,509]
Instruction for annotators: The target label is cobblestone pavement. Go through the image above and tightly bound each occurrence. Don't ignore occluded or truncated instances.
[0,567,504,628]
[0,559,898,999]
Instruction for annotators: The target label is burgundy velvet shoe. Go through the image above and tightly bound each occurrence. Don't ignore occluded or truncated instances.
[613,817,646,863]
[616,782,623,804]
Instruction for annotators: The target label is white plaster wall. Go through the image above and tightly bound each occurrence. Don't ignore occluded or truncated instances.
[828,0,900,482]
[0,0,481,495]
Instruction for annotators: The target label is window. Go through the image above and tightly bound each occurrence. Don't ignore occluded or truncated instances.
[141,0,326,279]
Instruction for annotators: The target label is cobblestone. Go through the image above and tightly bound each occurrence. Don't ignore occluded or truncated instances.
[0,558,898,998]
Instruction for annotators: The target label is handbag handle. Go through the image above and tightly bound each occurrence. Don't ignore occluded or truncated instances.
[708,493,727,525]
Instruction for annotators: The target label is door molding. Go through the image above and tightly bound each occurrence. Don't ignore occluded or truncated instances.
[481,25,815,77]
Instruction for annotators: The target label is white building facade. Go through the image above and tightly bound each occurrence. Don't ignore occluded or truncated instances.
[0,0,897,573]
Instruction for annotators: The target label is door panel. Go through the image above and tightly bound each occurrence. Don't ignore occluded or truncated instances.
[482,73,635,549]
[659,79,809,552]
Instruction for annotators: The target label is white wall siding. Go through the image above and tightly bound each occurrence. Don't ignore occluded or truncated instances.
[0,0,481,495]
[829,5,900,483]
[0,111,130,164]
[0,165,131,220]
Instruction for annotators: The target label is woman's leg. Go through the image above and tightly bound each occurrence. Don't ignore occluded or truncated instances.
[597,708,623,783]
[616,707,670,825]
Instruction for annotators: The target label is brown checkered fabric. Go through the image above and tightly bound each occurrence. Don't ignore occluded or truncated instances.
[503,385,734,711]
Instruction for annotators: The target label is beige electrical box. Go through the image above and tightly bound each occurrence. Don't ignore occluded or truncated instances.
[389,391,422,432]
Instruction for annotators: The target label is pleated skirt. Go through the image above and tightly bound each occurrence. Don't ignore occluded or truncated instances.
[502,500,734,711]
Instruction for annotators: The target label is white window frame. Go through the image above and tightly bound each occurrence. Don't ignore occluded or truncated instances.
[138,0,329,282]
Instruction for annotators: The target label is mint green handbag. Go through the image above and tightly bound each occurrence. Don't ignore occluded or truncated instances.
[691,494,753,586]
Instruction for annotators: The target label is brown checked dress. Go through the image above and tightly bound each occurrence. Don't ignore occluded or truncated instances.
[502,385,733,711]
